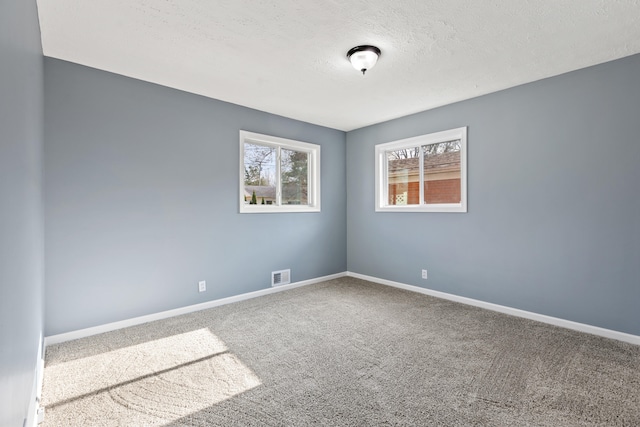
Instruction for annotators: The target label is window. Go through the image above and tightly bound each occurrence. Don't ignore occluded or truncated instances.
[240,131,320,213]
[375,127,467,213]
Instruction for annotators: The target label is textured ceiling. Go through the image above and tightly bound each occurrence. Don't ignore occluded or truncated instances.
[37,0,640,131]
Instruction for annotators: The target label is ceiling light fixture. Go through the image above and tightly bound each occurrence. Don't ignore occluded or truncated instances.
[347,45,381,75]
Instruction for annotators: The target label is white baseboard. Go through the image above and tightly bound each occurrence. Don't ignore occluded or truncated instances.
[26,332,45,427]
[347,272,640,346]
[45,270,639,348]
[45,272,347,346]
[36,332,44,401]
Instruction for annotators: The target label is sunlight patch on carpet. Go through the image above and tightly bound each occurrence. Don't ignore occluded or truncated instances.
[42,328,262,426]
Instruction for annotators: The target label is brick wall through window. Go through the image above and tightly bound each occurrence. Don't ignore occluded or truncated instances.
[388,178,460,205]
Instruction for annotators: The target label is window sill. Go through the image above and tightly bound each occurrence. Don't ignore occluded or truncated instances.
[375,203,466,213]
[240,205,321,214]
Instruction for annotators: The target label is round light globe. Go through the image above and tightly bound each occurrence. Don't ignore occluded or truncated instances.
[347,45,381,75]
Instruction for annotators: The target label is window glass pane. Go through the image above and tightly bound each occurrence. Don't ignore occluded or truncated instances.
[387,148,420,205]
[244,142,277,206]
[240,131,320,213]
[375,127,466,213]
[281,148,308,205]
[422,140,461,204]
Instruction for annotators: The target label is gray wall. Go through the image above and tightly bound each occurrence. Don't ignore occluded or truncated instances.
[44,59,347,336]
[0,0,44,425]
[42,47,640,338]
[347,54,640,336]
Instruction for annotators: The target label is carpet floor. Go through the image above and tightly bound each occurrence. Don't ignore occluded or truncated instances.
[42,277,640,426]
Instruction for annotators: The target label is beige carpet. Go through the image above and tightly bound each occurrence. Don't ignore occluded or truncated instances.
[42,277,640,426]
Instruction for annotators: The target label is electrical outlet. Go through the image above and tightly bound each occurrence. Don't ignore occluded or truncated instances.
[421,269,428,280]
[198,281,206,292]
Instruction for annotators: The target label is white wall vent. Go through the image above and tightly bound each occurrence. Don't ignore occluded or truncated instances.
[271,269,291,287]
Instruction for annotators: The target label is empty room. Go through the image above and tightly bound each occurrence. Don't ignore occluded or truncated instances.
[2,1,639,426]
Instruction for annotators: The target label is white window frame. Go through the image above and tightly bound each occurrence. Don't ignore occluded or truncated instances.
[239,130,320,213]
[375,127,467,213]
